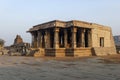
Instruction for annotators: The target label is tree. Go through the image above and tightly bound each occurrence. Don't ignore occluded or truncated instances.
[0,39,5,47]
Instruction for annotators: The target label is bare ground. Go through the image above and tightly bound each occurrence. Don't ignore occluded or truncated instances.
[0,54,120,80]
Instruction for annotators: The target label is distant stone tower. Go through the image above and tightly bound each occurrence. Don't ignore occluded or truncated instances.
[14,35,23,45]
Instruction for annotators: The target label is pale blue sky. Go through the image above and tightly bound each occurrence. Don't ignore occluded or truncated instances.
[0,0,120,46]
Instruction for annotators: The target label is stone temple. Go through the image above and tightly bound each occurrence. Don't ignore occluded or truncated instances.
[28,20,116,57]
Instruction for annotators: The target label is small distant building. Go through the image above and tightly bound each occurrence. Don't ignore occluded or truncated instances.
[28,20,116,57]
[9,35,30,56]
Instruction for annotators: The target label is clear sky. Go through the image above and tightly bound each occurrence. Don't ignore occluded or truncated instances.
[0,0,120,46]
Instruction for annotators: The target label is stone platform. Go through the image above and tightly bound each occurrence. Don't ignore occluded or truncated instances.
[34,47,116,57]
[34,48,92,57]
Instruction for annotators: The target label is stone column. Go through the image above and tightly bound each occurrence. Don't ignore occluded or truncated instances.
[37,31,40,48]
[64,29,67,48]
[45,31,47,48]
[45,30,50,48]
[31,32,38,48]
[41,34,44,48]
[81,29,85,47]
[37,31,42,48]
[54,28,59,48]
[34,33,38,48]
[31,33,35,48]
[71,27,77,48]
[88,29,92,47]
[77,29,81,47]
[40,32,42,48]
[48,30,51,48]
[42,32,45,48]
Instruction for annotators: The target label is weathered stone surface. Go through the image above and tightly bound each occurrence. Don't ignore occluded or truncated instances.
[8,52,21,56]
[92,47,116,56]
[0,51,4,55]
[34,48,45,57]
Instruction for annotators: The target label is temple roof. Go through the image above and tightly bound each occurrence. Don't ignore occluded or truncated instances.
[27,20,110,32]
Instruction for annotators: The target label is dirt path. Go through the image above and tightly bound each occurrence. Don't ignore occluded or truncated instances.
[0,55,120,80]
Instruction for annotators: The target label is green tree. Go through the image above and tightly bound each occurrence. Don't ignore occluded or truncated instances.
[0,39,5,47]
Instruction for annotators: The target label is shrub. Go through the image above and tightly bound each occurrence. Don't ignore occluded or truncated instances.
[0,39,5,47]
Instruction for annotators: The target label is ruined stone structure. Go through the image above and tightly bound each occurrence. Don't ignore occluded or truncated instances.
[14,35,23,45]
[28,20,116,57]
[9,35,30,56]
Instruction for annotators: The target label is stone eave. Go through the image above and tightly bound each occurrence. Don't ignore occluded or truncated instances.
[33,20,66,28]
[27,20,110,32]
[64,20,93,29]
[27,27,38,32]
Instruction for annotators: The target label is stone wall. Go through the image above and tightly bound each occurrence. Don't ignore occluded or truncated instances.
[91,24,114,48]
[92,47,116,56]
[91,24,116,56]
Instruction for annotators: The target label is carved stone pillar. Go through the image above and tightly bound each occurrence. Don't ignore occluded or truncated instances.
[64,29,67,48]
[45,30,50,48]
[77,29,81,47]
[71,27,77,48]
[31,32,38,48]
[45,31,47,48]
[54,28,59,48]
[88,29,92,47]
[41,34,44,48]
[37,31,40,48]
[48,30,51,48]
[32,32,38,48]
[31,33,34,48]
[35,34,38,48]
[81,29,85,47]
[40,32,42,48]
[37,31,42,48]
[42,32,45,48]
